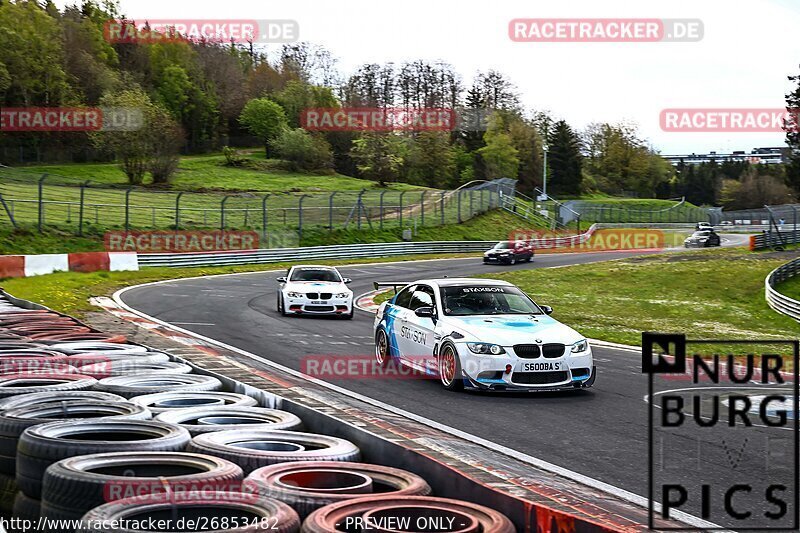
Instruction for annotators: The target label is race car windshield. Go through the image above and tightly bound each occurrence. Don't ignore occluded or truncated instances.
[493,242,514,249]
[692,231,712,237]
[440,286,543,316]
[290,269,341,282]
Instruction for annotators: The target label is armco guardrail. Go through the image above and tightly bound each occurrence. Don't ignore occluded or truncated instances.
[766,257,800,321]
[138,225,599,267]
[751,229,800,250]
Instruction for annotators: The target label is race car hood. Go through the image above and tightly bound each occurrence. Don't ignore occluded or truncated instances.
[443,314,583,346]
[283,281,350,293]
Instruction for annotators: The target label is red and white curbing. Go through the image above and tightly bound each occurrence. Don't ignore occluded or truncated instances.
[354,289,390,313]
[0,252,138,278]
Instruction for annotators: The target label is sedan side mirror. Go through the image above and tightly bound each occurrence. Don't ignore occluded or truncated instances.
[342,278,352,284]
[276,277,287,283]
[415,306,435,318]
[541,305,553,315]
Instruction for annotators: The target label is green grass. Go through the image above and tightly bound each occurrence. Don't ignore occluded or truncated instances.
[0,210,547,254]
[480,247,797,351]
[20,153,424,193]
[0,253,476,318]
[776,275,800,301]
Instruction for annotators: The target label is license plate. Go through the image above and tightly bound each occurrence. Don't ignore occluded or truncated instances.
[311,300,324,304]
[520,361,561,372]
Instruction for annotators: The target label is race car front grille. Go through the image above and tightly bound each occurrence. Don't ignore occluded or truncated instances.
[304,305,334,312]
[320,293,332,300]
[511,371,569,385]
[542,343,565,358]
[513,344,541,358]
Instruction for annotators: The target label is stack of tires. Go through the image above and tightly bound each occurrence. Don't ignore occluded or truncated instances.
[0,296,515,532]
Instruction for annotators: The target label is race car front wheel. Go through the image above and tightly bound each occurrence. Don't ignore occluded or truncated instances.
[375,329,390,367]
[438,343,463,391]
[277,294,287,316]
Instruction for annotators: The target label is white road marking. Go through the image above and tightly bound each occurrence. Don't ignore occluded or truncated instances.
[170,322,216,326]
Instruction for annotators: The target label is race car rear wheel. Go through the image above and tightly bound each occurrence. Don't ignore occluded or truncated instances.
[438,343,463,391]
[375,330,390,367]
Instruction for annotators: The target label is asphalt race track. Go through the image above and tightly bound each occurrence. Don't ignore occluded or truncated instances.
[121,234,779,519]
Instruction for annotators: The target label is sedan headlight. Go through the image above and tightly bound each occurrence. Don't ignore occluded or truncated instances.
[467,343,506,355]
[571,339,589,353]
[335,292,350,298]
[286,291,302,298]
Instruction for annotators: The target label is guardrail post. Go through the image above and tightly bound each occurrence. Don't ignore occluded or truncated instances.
[399,191,407,228]
[37,174,47,233]
[0,193,16,228]
[78,180,90,236]
[262,194,270,246]
[220,195,232,230]
[457,190,463,223]
[174,192,184,231]
[298,194,309,243]
[356,189,366,230]
[440,191,446,225]
[124,187,133,231]
[379,190,387,230]
[328,191,338,232]
[420,191,426,226]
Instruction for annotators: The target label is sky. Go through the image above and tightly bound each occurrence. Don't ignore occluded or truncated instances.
[56,0,800,155]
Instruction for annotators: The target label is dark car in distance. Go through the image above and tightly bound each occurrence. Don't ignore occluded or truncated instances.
[483,241,534,265]
[684,230,721,248]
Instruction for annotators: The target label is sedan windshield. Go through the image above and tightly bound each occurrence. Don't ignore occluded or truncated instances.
[492,242,514,249]
[290,269,341,282]
[440,285,543,316]
[692,231,712,237]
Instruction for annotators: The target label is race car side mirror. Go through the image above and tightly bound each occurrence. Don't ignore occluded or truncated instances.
[541,305,553,315]
[415,306,434,318]
[276,277,287,283]
[342,278,352,284]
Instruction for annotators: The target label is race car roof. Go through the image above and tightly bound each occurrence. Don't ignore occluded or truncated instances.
[291,265,338,270]
[422,278,514,287]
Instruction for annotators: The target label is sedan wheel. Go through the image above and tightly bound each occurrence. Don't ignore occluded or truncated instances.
[375,329,390,367]
[438,344,463,391]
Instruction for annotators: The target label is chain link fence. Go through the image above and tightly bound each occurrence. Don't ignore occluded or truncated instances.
[0,166,512,247]
[563,198,711,224]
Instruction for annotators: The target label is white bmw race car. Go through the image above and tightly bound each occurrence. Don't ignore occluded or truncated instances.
[276,265,354,319]
[373,278,595,391]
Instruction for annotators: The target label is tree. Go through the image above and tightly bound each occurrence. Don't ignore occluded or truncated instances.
[91,88,183,185]
[477,128,519,180]
[721,168,795,209]
[406,131,456,187]
[350,133,402,186]
[785,65,800,193]
[547,120,583,196]
[238,98,288,157]
[272,128,333,171]
[275,80,338,128]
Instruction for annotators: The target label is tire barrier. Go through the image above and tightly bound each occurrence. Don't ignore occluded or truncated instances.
[66,351,170,368]
[0,373,97,399]
[41,452,244,522]
[155,406,303,436]
[16,420,191,499]
[301,495,515,533]
[0,401,152,475]
[130,391,258,414]
[95,374,223,399]
[47,342,148,355]
[0,352,73,375]
[188,430,361,474]
[0,391,126,412]
[246,462,431,519]
[0,472,16,516]
[75,361,192,379]
[12,490,40,522]
[80,492,300,533]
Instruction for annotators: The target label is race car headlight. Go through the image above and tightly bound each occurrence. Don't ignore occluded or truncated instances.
[334,292,350,298]
[467,343,506,355]
[571,339,589,353]
[286,292,302,298]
